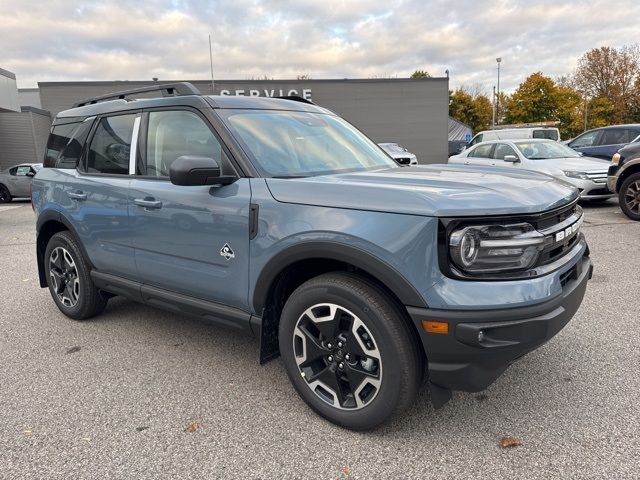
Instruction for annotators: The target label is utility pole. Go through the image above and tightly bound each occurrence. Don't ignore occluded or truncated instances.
[492,85,496,129]
[208,34,215,94]
[496,57,502,125]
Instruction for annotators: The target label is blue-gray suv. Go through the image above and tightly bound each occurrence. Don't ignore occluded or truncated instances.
[32,83,592,430]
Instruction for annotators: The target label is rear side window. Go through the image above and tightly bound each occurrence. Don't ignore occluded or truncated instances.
[600,128,629,145]
[86,114,137,174]
[533,129,559,141]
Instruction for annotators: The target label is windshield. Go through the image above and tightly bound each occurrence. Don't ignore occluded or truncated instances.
[222,110,397,177]
[515,141,580,160]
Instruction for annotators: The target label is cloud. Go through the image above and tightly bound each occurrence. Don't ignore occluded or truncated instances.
[3,0,639,92]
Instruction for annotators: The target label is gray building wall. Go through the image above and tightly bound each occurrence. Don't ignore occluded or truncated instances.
[39,78,449,164]
[0,108,51,170]
[18,88,43,109]
[0,68,20,112]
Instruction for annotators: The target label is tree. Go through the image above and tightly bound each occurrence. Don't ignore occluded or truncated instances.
[574,44,640,123]
[504,72,559,124]
[410,70,431,79]
[449,87,492,133]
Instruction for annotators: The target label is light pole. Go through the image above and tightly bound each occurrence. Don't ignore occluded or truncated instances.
[496,57,502,125]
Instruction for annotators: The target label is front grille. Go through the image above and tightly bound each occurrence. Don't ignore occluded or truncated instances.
[586,171,608,184]
[534,203,583,266]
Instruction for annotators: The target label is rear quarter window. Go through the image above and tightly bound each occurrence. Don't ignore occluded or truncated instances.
[44,119,94,169]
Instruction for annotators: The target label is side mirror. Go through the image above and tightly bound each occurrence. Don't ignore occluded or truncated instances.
[578,152,584,156]
[26,171,35,177]
[503,155,519,163]
[169,156,236,186]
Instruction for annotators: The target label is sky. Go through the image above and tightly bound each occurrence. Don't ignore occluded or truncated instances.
[3,0,640,94]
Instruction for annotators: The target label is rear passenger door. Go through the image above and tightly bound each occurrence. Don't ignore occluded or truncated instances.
[591,128,632,160]
[66,113,140,279]
[129,108,251,310]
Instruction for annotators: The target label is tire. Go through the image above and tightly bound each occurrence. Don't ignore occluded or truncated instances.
[0,184,12,203]
[44,231,108,320]
[279,272,424,430]
[619,172,640,221]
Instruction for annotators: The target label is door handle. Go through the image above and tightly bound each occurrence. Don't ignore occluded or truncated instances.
[134,198,163,209]
[68,191,87,201]
[464,161,470,165]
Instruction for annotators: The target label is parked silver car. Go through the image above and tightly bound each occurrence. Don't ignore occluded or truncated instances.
[0,163,42,203]
[378,143,418,165]
[449,139,613,201]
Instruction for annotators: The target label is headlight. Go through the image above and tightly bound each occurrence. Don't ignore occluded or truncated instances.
[563,170,590,180]
[611,153,621,165]
[449,223,545,274]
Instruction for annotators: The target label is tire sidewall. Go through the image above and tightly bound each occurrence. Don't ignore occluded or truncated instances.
[44,232,91,319]
[619,173,640,221]
[279,278,410,430]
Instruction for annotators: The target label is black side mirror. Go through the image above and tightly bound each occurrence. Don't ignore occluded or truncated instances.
[169,156,236,186]
[26,171,35,177]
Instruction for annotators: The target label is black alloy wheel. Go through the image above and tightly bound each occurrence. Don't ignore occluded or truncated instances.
[619,172,640,221]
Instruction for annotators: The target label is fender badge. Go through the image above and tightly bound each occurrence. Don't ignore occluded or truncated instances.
[220,243,235,261]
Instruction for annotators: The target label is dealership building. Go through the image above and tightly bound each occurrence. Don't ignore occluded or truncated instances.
[1,71,453,170]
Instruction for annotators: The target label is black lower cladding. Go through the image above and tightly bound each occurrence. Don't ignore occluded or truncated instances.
[407,254,593,392]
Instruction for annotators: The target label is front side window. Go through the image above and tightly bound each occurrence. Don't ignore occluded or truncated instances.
[470,134,483,145]
[570,130,599,148]
[469,144,493,158]
[86,114,137,174]
[493,143,518,160]
[144,110,224,177]
[221,110,396,177]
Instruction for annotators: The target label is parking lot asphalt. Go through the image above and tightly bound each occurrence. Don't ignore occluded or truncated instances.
[0,199,638,480]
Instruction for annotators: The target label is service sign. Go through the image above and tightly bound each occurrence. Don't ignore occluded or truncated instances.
[220,88,312,101]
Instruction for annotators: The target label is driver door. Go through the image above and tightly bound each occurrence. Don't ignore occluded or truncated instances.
[8,165,34,197]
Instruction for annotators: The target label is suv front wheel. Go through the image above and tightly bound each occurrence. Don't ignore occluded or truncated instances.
[279,272,423,430]
[44,231,108,320]
[619,172,640,221]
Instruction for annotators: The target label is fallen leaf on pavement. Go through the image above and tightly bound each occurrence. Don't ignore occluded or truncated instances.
[23,430,32,436]
[340,466,351,477]
[66,346,81,354]
[83,437,91,443]
[498,436,523,448]
[186,422,200,433]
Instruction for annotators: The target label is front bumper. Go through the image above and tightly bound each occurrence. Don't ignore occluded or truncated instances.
[407,253,592,393]
[568,178,614,200]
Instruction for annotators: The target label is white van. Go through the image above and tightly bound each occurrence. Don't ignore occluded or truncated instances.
[468,127,560,147]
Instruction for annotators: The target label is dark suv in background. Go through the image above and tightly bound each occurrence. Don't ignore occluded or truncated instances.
[566,124,640,160]
[608,142,640,220]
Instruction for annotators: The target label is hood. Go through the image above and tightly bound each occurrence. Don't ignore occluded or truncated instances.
[265,165,579,217]
[530,156,610,173]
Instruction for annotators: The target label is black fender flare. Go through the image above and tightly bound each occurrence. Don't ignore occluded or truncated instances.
[616,158,640,191]
[252,241,427,314]
[36,210,94,287]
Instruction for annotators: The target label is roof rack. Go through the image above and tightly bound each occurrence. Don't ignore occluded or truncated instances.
[73,82,201,108]
[274,95,315,105]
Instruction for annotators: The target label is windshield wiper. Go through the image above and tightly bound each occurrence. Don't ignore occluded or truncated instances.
[271,175,309,179]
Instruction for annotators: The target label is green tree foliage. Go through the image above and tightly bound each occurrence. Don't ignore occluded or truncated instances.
[410,70,431,79]
[449,88,492,133]
[504,73,558,124]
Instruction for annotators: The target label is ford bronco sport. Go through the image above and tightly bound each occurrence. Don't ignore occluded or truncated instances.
[32,83,592,430]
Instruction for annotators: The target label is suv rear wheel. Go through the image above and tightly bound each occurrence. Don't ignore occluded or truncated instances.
[619,172,640,221]
[279,272,423,430]
[44,231,108,320]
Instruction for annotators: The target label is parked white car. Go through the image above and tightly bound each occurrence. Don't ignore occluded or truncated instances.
[378,143,418,165]
[449,139,613,201]
[0,163,42,203]
[468,127,560,147]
